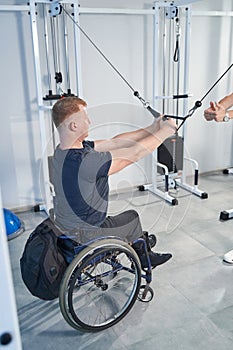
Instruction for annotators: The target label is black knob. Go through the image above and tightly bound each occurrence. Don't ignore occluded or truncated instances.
[195,100,202,108]
[0,333,12,346]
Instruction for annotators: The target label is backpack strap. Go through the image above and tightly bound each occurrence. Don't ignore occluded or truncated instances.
[44,217,63,237]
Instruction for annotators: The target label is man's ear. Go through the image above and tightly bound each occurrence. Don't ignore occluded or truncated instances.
[69,121,77,131]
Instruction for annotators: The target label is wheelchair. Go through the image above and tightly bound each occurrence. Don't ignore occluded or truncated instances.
[58,236,154,332]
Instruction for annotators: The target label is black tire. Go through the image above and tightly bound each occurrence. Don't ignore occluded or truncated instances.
[137,285,154,303]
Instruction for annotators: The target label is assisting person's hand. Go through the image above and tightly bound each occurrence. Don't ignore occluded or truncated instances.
[204,101,226,122]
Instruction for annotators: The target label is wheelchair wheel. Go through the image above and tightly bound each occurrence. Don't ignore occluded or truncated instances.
[59,238,141,332]
[137,285,154,303]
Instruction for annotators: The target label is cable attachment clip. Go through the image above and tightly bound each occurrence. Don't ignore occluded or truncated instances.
[187,100,202,118]
[176,100,202,131]
[134,91,161,119]
[133,91,149,108]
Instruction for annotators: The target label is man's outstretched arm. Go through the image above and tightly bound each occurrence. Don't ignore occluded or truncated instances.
[108,117,176,175]
[94,118,161,152]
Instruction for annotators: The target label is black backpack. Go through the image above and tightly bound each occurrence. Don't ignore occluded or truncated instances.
[20,218,68,300]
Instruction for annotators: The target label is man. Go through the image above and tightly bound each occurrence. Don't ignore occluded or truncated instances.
[51,96,176,269]
[204,93,233,264]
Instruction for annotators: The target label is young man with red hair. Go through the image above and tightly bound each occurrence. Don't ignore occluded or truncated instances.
[51,97,176,269]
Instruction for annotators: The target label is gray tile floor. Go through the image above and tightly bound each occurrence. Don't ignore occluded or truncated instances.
[8,171,233,349]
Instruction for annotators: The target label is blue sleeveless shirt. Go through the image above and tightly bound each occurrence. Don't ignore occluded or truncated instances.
[52,141,112,231]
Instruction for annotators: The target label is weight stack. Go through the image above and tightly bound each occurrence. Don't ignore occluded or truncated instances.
[157,135,184,174]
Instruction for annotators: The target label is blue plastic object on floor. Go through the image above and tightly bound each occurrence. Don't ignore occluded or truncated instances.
[3,208,24,240]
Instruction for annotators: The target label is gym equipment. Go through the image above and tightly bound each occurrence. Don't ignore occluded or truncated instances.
[220,209,233,221]
[28,0,83,213]
[137,2,208,204]
[138,4,232,205]
[223,168,233,175]
[3,208,24,241]
[29,0,208,211]
[223,249,233,264]
[219,169,233,220]
[2,1,231,212]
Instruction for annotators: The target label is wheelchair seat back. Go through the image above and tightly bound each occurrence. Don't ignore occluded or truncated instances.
[58,235,87,263]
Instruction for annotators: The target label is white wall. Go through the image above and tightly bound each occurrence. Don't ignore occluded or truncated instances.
[0,0,233,209]
[187,0,233,172]
[0,2,41,209]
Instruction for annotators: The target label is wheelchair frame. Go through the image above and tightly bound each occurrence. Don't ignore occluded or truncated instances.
[59,237,154,332]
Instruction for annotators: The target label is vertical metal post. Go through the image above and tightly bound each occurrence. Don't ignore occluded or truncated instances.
[73,0,83,96]
[0,188,22,350]
[152,2,160,193]
[30,0,52,213]
[182,5,191,182]
[43,4,52,94]
[162,8,167,114]
[183,5,192,128]
[144,2,177,205]
[62,8,71,93]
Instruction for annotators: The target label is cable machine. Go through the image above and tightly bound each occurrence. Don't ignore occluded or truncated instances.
[28,0,83,214]
[138,1,208,205]
[3,0,212,216]
[3,2,233,214]
[30,0,209,212]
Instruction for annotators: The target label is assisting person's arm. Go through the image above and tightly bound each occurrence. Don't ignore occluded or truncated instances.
[218,93,233,110]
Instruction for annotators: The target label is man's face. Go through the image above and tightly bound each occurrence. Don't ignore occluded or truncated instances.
[75,105,91,139]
